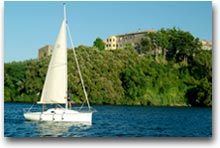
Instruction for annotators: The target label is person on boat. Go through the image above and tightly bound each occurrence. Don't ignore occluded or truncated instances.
[67,90,72,109]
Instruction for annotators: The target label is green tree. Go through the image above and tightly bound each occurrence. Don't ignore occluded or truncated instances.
[140,31,166,62]
[158,29,169,62]
[185,50,212,106]
[4,61,29,102]
[141,32,159,60]
[124,42,134,50]
[165,28,201,64]
[140,36,152,54]
[93,37,105,51]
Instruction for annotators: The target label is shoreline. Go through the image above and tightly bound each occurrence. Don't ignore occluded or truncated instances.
[4,101,212,107]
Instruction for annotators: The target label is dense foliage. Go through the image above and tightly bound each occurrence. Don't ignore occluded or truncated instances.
[4,28,212,107]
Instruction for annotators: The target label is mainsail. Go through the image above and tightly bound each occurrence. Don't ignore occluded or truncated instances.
[38,20,67,104]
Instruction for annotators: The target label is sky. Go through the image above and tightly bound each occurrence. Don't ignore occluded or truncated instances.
[4,1,212,62]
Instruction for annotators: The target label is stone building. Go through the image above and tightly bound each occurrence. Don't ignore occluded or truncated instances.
[105,30,155,50]
[38,45,54,59]
[105,30,212,52]
[105,36,117,50]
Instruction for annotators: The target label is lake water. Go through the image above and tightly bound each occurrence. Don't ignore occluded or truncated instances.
[4,103,212,137]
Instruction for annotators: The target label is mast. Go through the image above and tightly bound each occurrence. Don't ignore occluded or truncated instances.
[64,3,66,21]
[63,3,68,110]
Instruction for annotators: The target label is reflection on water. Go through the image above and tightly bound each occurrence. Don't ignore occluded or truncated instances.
[38,122,71,137]
[24,121,92,137]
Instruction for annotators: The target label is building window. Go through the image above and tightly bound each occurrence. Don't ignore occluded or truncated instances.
[110,39,112,42]
[116,44,118,47]
[107,39,108,42]
[113,44,115,47]
[113,39,115,42]
[109,44,111,47]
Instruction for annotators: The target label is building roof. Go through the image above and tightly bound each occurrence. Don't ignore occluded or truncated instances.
[115,30,156,37]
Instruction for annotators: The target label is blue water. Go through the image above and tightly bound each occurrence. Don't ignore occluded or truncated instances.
[4,103,212,137]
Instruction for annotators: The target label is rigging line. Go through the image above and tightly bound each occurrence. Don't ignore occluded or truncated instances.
[66,24,91,110]
[25,103,35,113]
[80,99,86,111]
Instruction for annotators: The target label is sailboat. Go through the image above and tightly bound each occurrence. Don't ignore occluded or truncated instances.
[24,4,94,125]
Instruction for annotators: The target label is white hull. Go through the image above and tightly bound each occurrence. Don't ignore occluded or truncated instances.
[24,108,92,125]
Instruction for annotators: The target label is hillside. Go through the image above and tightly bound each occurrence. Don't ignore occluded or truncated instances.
[4,28,212,107]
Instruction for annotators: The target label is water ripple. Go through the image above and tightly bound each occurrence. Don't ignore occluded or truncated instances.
[4,103,212,137]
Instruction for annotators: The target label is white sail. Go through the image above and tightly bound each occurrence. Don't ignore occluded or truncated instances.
[38,20,67,104]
